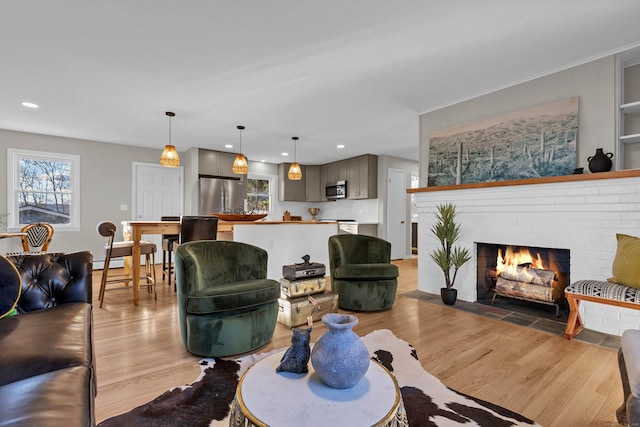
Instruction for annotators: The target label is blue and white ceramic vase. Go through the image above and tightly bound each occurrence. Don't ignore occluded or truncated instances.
[310,313,370,389]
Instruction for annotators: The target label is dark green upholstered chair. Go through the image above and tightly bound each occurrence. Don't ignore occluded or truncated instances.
[174,240,280,357]
[328,234,399,312]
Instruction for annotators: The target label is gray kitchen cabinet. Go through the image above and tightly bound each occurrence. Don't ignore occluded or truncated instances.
[278,163,307,201]
[198,149,238,177]
[326,160,348,182]
[320,164,329,201]
[305,165,323,202]
[347,154,378,199]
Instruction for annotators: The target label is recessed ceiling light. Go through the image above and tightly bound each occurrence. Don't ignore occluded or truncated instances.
[337,144,345,149]
[281,152,289,156]
[21,102,39,109]
[260,159,266,163]
[225,144,233,148]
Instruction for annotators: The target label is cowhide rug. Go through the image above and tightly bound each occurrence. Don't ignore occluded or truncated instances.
[99,329,541,427]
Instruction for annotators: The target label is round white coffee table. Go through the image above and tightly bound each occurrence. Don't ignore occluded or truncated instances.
[229,350,408,427]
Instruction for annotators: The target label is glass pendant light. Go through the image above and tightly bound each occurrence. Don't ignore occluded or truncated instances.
[232,125,248,174]
[288,136,302,180]
[160,112,180,167]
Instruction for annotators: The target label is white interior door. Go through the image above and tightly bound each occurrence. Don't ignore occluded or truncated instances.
[133,163,183,250]
[387,168,407,260]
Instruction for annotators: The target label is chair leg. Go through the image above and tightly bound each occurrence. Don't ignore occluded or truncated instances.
[162,249,167,280]
[167,249,173,288]
[99,256,111,308]
[152,251,157,300]
[144,253,157,301]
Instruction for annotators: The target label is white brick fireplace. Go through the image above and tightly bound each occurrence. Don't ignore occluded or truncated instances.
[412,171,640,336]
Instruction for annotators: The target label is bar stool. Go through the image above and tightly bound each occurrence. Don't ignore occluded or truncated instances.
[161,215,180,288]
[97,221,157,307]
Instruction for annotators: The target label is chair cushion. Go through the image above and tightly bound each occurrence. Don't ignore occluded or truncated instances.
[185,279,280,314]
[162,236,179,251]
[0,303,93,387]
[565,279,640,303]
[108,240,156,258]
[333,263,399,280]
[0,366,95,427]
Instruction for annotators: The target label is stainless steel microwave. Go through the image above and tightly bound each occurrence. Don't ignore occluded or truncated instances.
[326,180,347,199]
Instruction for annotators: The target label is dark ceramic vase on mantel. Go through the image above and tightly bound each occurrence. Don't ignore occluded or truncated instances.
[440,288,457,305]
[588,148,613,173]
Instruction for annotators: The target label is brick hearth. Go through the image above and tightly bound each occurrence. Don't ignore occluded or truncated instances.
[411,171,640,336]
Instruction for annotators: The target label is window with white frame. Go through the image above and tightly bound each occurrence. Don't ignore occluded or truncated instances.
[7,148,80,230]
[247,174,273,213]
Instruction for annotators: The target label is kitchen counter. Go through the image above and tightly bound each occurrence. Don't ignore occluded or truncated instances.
[218,221,338,280]
[218,220,336,233]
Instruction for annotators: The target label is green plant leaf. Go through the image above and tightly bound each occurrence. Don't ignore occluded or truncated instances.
[429,203,470,289]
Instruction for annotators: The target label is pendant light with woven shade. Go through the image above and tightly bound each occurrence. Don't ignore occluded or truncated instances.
[232,125,248,174]
[288,136,302,180]
[160,112,180,167]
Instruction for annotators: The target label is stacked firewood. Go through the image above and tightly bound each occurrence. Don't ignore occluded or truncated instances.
[494,265,556,302]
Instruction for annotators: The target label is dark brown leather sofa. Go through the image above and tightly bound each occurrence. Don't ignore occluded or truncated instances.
[0,251,95,427]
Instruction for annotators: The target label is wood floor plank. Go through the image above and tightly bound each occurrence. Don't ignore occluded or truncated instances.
[93,257,623,426]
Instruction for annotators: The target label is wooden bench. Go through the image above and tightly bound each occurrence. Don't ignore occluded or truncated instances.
[564,280,640,339]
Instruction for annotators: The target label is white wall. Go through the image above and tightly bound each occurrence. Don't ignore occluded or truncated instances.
[419,56,616,186]
[414,174,640,336]
[0,129,164,259]
[414,53,640,336]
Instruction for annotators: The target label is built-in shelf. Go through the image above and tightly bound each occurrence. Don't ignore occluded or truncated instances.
[621,133,640,144]
[621,100,640,114]
[620,101,640,114]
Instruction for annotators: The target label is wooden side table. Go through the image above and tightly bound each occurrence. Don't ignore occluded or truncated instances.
[229,351,408,427]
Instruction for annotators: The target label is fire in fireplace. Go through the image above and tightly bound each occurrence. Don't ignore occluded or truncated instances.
[476,243,570,317]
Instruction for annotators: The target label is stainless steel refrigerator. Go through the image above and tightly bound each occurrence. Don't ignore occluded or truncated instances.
[198,176,247,215]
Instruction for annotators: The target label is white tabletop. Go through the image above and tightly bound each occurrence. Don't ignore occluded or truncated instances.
[233,350,406,427]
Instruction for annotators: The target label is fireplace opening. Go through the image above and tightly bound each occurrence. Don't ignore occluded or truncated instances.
[476,243,570,319]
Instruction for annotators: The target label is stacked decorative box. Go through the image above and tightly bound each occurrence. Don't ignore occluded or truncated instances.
[277,257,339,328]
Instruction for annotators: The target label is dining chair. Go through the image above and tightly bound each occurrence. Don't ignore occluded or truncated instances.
[174,215,218,292]
[20,223,55,253]
[179,216,218,243]
[96,221,157,307]
[160,215,180,289]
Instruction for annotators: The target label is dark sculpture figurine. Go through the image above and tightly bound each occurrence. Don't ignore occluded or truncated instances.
[276,326,312,374]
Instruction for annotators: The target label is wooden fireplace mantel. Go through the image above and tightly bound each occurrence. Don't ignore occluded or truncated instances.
[407,170,640,193]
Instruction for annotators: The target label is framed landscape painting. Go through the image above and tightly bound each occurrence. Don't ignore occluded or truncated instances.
[427,96,579,187]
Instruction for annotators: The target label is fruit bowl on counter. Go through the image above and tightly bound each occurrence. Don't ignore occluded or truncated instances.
[216,213,268,222]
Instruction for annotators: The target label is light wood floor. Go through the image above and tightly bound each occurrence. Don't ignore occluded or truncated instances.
[93,258,623,426]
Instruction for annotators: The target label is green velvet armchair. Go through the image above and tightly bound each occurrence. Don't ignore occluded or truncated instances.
[174,240,280,357]
[328,234,399,312]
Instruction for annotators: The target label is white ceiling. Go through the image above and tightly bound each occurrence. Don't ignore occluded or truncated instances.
[2,1,640,165]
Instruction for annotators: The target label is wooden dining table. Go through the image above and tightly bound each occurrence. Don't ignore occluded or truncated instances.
[128,221,181,305]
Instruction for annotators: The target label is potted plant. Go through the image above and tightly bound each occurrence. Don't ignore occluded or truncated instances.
[430,203,471,305]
